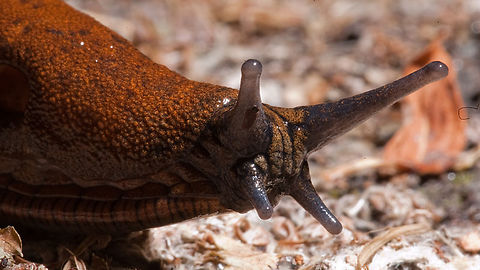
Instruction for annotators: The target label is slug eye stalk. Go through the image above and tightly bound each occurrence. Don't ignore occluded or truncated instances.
[302,61,449,153]
[225,59,269,156]
[227,59,448,235]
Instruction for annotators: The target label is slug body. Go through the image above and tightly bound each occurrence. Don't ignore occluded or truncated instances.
[0,0,448,234]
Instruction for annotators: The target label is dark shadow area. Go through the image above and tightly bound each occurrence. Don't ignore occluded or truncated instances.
[0,64,29,128]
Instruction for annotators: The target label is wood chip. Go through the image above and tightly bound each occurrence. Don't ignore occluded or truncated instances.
[458,231,480,253]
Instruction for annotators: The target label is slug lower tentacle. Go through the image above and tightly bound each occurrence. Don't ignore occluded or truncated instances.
[0,0,448,234]
[290,163,342,234]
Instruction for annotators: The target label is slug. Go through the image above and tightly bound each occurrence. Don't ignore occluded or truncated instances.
[0,0,448,235]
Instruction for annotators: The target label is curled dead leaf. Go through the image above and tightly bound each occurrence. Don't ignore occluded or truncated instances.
[233,218,270,247]
[383,38,466,174]
[0,227,48,269]
[271,217,303,245]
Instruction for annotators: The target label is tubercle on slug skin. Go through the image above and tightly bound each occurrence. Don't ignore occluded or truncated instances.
[0,0,448,234]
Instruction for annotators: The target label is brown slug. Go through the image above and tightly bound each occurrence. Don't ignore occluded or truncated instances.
[0,0,448,235]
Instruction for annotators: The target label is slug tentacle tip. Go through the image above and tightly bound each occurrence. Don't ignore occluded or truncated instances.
[241,59,263,76]
[248,184,273,220]
[423,61,449,81]
[290,165,342,234]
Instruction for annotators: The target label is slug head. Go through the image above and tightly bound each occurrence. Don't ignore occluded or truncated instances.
[200,59,448,235]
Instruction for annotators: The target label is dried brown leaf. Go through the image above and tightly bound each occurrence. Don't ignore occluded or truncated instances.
[383,39,466,174]
[62,255,87,270]
[0,226,23,257]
